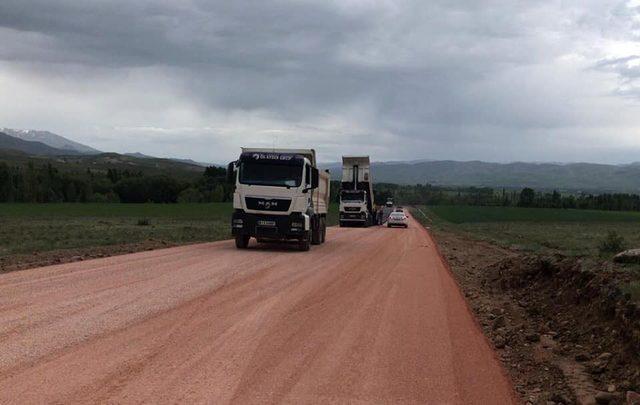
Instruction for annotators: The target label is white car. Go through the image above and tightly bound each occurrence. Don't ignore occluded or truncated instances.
[387,211,408,228]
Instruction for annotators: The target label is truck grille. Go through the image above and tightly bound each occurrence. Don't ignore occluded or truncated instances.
[245,197,291,212]
[344,207,360,212]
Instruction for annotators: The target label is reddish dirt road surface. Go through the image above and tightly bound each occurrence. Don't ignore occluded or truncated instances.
[0,216,515,404]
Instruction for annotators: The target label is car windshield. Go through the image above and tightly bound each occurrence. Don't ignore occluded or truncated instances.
[239,161,303,187]
[341,190,365,202]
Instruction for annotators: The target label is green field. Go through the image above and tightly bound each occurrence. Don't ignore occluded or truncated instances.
[427,205,640,224]
[419,205,640,257]
[0,203,234,259]
[0,203,234,219]
[0,203,339,267]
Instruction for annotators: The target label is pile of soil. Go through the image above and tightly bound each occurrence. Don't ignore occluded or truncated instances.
[490,255,640,402]
[431,228,640,405]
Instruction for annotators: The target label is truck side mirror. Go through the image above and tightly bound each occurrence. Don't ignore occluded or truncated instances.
[226,162,236,184]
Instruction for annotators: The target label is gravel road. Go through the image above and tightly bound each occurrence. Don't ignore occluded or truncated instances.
[0,216,515,404]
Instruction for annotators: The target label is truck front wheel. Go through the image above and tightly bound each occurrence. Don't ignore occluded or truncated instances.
[235,234,250,249]
[299,232,311,251]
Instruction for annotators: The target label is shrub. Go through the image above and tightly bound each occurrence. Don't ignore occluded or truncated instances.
[115,176,185,203]
[88,193,109,203]
[622,281,640,301]
[105,191,121,203]
[115,177,150,203]
[178,187,204,203]
[598,231,626,253]
[137,218,150,226]
[210,184,225,202]
[518,187,535,207]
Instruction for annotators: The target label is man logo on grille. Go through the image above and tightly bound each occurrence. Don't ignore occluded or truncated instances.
[258,200,278,209]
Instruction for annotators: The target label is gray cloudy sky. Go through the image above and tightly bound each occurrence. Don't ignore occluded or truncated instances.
[1,0,639,163]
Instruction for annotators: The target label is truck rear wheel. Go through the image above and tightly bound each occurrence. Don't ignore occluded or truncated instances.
[235,234,250,249]
[299,232,310,251]
[311,218,322,245]
[320,217,326,243]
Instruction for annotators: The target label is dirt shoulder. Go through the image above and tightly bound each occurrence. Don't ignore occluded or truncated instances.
[421,221,640,405]
[0,240,177,273]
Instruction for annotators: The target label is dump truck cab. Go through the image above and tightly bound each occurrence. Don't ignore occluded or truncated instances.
[339,156,377,227]
[228,148,330,251]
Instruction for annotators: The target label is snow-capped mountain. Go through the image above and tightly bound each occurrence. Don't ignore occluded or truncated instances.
[2,128,101,154]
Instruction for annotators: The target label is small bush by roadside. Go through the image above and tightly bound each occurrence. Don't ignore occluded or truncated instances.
[599,231,626,254]
[623,281,640,301]
[136,218,150,226]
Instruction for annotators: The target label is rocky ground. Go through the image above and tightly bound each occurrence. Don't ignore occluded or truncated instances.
[427,227,640,405]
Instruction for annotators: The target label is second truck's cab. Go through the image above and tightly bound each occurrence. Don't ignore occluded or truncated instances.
[339,189,370,224]
[339,156,377,227]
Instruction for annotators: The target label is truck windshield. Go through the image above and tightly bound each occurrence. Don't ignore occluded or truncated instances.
[239,162,303,187]
[341,191,365,202]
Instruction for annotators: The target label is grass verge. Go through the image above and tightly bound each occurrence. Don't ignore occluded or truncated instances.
[0,202,339,271]
[418,205,640,258]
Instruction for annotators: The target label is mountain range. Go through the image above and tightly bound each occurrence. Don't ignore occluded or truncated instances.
[1,128,100,154]
[321,161,640,193]
[0,128,211,167]
[0,132,83,156]
[2,128,640,192]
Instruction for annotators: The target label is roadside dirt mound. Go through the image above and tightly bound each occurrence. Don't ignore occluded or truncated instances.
[489,255,640,393]
[431,228,640,404]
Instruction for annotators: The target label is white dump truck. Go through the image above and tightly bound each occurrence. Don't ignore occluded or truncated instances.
[339,156,378,227]
[227,148,330,251]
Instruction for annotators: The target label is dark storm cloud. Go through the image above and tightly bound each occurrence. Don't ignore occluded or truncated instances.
[0,1,361,68]
[0,1,376,114]
[0,0,639,163]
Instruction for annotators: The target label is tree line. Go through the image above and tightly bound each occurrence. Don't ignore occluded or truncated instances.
[371,183,640,212]
[3,161,640,212]
[0,162,232,203]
